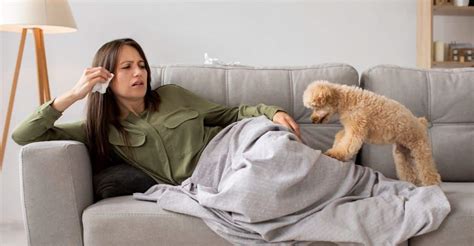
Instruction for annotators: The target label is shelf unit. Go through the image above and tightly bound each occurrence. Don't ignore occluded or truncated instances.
[416,0,474,68]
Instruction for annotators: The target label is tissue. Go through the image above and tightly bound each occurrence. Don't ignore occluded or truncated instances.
[204,53,242,66]
[92,73,114,94]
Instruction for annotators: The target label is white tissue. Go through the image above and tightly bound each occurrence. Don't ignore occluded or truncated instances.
[92,73,114,94]
[204,53,241,66]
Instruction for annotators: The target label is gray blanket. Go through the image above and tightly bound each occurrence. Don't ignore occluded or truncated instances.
[134,116,450,245]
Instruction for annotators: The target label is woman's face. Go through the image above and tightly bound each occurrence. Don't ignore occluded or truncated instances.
[110,45,148,101]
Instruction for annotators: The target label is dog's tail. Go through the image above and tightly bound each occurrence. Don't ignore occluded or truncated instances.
[418,117,429,128]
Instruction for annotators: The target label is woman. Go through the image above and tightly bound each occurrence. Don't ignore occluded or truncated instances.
[11,38,301,199]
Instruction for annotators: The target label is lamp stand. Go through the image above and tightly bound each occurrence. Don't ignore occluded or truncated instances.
[0,28,51,170]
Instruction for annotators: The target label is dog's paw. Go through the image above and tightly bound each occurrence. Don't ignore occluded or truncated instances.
[311,115,320,124]
[310,110,330,124]
[324,149,348,161]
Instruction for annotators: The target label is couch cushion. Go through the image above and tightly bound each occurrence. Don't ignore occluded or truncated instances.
[82,196,229,246]
[82,196,350,246]
[150,64,359,152]
[410,182,474,246]
[360,65,474,181]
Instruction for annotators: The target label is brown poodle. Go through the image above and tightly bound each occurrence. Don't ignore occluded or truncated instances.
[302,80,441,186]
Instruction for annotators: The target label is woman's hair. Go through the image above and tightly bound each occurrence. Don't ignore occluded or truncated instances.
[85,38,160,173]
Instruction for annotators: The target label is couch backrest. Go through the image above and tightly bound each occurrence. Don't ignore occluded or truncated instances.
[150,64,359,152]
[360,65,474,182]
[150,64,473,183]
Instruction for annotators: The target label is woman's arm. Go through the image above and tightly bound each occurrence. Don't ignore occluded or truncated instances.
[11,99,86,145]
[11,67,113,145]
[162,85,282,124]
[208,103,301,138]
[161,85,300,137]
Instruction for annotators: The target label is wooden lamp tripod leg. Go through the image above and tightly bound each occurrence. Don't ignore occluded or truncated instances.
[33,28,51,103]
[0,29,27,170]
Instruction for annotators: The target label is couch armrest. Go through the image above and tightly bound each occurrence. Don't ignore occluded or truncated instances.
[20,141,94,246]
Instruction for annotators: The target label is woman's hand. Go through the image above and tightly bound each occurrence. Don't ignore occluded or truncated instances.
[70,67,113,100]
[272,111,302,140]
[52,67,113,112]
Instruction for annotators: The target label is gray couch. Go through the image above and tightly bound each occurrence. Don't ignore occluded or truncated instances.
[18,64,473,245]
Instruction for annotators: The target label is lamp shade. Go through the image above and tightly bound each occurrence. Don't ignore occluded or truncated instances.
[0,0,77,33]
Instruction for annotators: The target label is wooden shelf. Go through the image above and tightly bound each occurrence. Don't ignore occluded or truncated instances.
[432,61,474,68]
[417,0,474,68]
[433,5,474,16]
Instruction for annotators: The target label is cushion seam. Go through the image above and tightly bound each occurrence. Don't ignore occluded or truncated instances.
[426,71,435,151]
[426,71,432,122]
[162,66,166,85]
[225,69,229,106]
[289,70,294,116]
[160,67,164,87]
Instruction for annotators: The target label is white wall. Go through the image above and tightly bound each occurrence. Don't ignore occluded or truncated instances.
[1,0,473,225]
[434,15,474,43]
[1,30,4,228]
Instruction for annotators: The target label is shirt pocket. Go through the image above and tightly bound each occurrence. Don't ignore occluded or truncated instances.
[108,128,146,147]
[163,109,199,129]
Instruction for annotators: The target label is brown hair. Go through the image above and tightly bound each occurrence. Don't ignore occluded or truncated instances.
[85,38,160,173]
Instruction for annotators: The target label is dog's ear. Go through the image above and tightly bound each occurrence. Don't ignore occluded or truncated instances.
[314,85,333,107]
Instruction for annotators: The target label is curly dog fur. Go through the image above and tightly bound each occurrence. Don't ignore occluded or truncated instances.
[302,80,441,186]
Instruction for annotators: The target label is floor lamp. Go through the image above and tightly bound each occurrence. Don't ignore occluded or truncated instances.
[0,0,77,170]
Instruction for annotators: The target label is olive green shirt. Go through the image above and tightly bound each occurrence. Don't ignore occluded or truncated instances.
[12,84,283,185]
